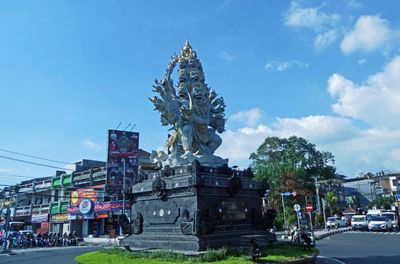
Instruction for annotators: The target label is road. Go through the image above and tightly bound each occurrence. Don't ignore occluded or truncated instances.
[0,246,99,264]
[317,231,400,264]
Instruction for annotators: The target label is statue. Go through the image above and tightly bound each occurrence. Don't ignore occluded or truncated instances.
[150,41,228,167]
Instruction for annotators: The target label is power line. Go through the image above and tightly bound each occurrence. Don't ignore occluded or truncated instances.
[0,154,74,171]
[0,172,40,179]
[0,148,71,165]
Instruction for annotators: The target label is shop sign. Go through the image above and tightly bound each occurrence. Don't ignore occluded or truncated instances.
[71,189,97,205]
[68,214,77,220]
[51,213,68,223]
[96,212,110,218]
[67,206,79,214]
[94,201,130,212]
[31,213,48,223]
[79,199,93,214]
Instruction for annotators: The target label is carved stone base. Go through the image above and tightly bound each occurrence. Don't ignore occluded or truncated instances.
[121,162,275,251]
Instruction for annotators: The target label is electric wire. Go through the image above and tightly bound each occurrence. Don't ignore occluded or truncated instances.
[0,154,73,171]
[0,148,71,165]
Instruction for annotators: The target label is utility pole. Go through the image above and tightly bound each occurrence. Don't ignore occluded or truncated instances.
[322,198,327,230]
[281,194,287,231]
[1,187,13,254]
[122,158,126,215]
[314,177,321,213]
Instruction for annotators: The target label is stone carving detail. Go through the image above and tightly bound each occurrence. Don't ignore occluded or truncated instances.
[150,41,228,167]
[131,213,143,234]
[180,209,194,235]
[152,176,167,198]
[227,174,242,196]
[195,209,216,235]
[118,214,132,236]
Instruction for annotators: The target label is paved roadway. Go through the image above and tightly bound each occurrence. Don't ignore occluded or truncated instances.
[317,231,400,264]
[0,246,99,264]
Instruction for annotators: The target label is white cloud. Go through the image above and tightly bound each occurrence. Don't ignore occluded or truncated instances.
[314,30,337,50]
[220,51,235,61]
[217,115,400,177]
[218,56,400,176]
[357,59,366,65]
[328,56,400,128]
[82,139,102,151]
[340,15,391,54]
[283,1,340,50]
[284,1,339,31]
[265,60,308,72]
[229,108,264,127]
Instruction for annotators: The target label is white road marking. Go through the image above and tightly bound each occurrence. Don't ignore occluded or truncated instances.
[318,256,347,264]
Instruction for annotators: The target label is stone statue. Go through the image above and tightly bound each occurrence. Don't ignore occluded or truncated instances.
[150,41,228,167]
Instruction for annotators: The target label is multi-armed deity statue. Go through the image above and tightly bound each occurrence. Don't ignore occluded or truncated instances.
[121,43,273,252]
[150,41,228,167]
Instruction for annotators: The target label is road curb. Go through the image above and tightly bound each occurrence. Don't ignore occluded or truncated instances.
[315,227,351,240]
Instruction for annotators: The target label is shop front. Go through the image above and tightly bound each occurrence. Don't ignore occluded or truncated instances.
[31,213,49,234]
[68,200,129,237]
[50,213,69,234]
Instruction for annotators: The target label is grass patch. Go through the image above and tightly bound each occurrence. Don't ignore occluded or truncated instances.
[75,244,319,264]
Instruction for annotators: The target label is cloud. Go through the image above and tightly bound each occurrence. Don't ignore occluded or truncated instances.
[357,59,366,65]
[217,115,400,176]
[328,56,400,128]
[229,108,264,127]
[218,55,400,176]
[220,51,235,61]
[340,15,392,54]
[283,1,340,49]
[314,30,337,50]
[82,139,102,151]
[265,60,308,72]
[284,1,339,30]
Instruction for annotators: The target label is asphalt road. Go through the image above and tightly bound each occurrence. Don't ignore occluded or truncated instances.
[0,246,99,264]
[317,232,400,264]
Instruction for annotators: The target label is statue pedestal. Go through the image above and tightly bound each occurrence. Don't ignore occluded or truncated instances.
[121,162,275,251]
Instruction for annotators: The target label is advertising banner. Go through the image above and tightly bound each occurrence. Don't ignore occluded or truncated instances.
[70,189,97,205]
[51,213,69,223]
[106,130,139,195]
[31,213,49,223]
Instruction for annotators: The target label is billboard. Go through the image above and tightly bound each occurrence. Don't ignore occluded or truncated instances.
[70,189,97,205]
[106,130,139,196]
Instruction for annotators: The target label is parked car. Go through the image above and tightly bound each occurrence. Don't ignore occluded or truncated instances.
[368,216,393,231]
[327,217,347,228]
[382,212,399,230]
[351,215,368,231]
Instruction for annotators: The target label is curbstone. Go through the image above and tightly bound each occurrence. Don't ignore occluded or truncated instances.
[315,227,351,240]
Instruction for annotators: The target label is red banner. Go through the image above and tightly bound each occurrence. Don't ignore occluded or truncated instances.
[70,189,97,205]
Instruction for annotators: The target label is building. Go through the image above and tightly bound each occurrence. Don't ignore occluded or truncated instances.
[1,149,151,238]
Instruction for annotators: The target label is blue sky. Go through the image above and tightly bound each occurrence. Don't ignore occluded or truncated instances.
[1,0,400,186]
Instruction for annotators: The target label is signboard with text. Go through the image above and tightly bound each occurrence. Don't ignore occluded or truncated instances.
[70,189,97,205]
[106,130,139,196]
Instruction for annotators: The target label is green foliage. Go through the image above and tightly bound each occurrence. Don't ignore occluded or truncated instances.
[76,245,319,264]
[250,136,335,205]
[370,196,396,210]
[315,213,324,226]
[324,191,339,216]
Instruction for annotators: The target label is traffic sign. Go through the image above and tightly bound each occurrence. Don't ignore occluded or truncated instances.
[306,204,313,212]
[292,191,297,197]
[294,203,301,212]
[282,192,292,196]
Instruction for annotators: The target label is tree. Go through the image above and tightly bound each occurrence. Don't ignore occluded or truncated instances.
[324,191,339,216]
[249,136,336,205]
[370,196,395,210]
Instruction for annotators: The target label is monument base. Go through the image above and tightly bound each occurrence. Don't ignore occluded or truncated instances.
[121,161,275,251]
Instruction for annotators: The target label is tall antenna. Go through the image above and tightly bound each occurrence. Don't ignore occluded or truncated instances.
[124,123,131,131]
[115,122,122,130]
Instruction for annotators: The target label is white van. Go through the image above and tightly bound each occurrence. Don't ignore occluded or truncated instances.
[382,212,398,230]
[351,215,368,231]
